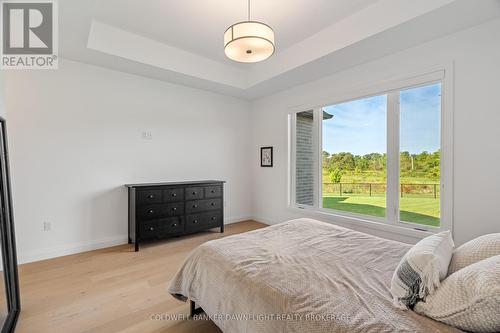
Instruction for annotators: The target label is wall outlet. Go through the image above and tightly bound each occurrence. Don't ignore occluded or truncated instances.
[141,131,153,140]
[43,221,51,232]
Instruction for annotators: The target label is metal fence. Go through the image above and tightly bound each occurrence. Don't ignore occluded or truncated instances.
[323,183,440,199]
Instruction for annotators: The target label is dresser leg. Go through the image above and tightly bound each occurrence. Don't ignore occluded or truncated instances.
[128,238,132,244]
[134,242,139,252]
[189,300,195,318]
[220,224,224,233]
[189,300,203,318]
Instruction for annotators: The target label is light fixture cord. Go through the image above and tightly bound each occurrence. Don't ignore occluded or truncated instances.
[248,0,250,20]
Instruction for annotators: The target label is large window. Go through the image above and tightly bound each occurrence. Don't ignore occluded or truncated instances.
[399,83,441,227]
[322,95,388,220]
[290,72,451,232]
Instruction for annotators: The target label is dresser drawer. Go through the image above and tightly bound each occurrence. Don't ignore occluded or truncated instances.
[163,188,184,202]
[185,198,222,213]
[137,189,162,205]
[165,202,184,216]
[140,217,183,239]
[137,204,167,220]
[204,185,222,198]
[186,212,222,233]
[138,203,183,219]
[185,187,204,200]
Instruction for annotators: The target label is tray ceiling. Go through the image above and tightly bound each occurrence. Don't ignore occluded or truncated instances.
[58,0,500,99]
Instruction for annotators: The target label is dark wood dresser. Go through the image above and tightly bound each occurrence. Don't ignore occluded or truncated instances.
[125,180,225,251]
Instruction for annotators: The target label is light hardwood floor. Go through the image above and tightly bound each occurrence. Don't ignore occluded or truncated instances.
[16,221,266,333]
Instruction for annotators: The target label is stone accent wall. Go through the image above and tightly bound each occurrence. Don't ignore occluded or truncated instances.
[295,112,314,205]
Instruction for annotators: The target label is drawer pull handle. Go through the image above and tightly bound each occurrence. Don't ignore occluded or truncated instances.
[149,227,154,231]
[172,207,177,211]
[147,209,154,214]
[147,194,154,199]
[172,223,177,227]
[192,191,197,195]
[210,190,215,193]
[172,193,177,197]
[211,217,216,221]
[211,202,215,206]
[192,204,198,208]
[193,219,199,224]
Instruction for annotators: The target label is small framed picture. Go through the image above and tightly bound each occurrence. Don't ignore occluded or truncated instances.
[260,146,273,167]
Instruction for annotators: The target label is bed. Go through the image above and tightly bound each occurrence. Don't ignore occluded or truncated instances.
[168,218,461,333]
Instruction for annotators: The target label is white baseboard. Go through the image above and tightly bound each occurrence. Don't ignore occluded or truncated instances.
[224,215,253,225]
[250,215,275,225]
[18,235,129,265]
[18,215,255,265]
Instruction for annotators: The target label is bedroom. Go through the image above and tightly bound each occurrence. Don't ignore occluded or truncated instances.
[0,0,499,332]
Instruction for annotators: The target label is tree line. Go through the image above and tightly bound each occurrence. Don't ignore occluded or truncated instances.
[323,150,440,183]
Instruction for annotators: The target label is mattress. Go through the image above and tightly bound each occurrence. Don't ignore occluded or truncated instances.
[168,218,461,333]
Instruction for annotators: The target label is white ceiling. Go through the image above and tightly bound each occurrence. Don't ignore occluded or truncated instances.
[59,0,500,100]
[91,0,380,67]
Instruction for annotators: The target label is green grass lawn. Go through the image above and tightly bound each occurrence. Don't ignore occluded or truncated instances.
[322,195,440,227]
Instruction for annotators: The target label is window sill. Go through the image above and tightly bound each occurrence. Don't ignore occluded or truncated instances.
[287,205,437,241]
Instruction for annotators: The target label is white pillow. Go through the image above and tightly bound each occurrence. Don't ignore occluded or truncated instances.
[391,231,454,309]
[448,233,500,275]
[415,255,500,333]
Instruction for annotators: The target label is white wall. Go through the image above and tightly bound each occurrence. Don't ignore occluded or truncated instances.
[5,59,252,263]
[250,18,500,246]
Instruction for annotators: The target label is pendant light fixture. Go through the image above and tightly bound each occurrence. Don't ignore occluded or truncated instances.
[224,0,275,63]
